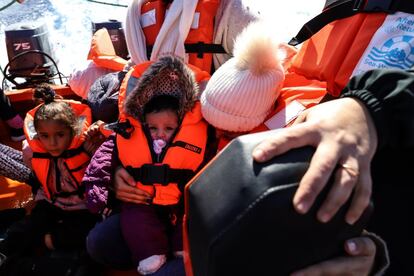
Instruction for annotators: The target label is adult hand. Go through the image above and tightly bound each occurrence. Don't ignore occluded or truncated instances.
[114,166,152,204]
[253,98,378,224]
[291,236,376,276]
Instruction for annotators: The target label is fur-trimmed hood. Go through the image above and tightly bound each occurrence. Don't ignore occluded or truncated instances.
[124,55,198,122]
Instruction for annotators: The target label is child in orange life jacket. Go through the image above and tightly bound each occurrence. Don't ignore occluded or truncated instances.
[125,95,179,275]
[201,21,286,149]
[0,84,102,273]
[115,55,209,275]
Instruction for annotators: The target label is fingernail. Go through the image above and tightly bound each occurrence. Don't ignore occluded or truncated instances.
[347,240,357,253]
[319,214,329,223]
[318,213,330,223]
[346,215,357,225]
[252,148,265,162]
[295,202,308,214]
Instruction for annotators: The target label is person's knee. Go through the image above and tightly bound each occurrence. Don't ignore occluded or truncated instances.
[86,215,132,269]
[86,229,105,262]
[86,226,106,263]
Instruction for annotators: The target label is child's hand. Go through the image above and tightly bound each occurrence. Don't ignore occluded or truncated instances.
[114,166,153,204]
[84,120,105,139]
[83,120,106,155]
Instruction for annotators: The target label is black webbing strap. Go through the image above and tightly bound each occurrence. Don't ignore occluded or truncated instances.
[184,42,227,58]
[126,164,195,188]
[289,0,414,46]
[146,42,227,59]
[106,119,134,139]
[32,146,85,159]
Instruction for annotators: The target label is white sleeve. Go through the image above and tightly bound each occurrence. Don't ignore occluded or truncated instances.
[213,0,260,70]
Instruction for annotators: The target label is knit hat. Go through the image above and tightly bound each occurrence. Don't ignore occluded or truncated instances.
[201,22,285,132]
[124,55,198,122]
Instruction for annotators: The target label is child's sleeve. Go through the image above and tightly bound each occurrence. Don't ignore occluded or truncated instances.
[83,134,118,214]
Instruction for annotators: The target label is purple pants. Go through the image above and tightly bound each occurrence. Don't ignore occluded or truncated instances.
[120,203,183,265]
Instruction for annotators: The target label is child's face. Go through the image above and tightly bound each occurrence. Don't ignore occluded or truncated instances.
[146,110,178,142]
[36,120,73,157]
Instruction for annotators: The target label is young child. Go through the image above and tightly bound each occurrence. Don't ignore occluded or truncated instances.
[0,84,102,274]
[119,55,211,275]
[201,21,286,149]
[85,55,211,274]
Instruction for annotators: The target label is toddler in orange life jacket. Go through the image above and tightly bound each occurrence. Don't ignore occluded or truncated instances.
[201,21,286,149]
[117,55,210,275]
[0,84,103,274]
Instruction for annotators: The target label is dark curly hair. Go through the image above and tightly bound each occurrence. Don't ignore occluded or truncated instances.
[33,83,78,135]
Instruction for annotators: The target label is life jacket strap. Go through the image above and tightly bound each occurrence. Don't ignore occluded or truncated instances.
[126,164,194,187]
[146,42,227,59]
[289,0,414,46]
[107,119,134,139]
[32,146,85,159]
[184,42,227,58]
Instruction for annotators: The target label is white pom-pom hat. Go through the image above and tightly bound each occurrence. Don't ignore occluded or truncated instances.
[201,21,286,132]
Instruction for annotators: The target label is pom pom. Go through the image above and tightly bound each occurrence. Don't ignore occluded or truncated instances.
[233,21,285,75]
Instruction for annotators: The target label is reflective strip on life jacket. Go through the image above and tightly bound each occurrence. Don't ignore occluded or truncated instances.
[257,73,327,131]
[23,100,92,199]
[141,0,167,46]
[117,102,208,205]
[87,28,128,72]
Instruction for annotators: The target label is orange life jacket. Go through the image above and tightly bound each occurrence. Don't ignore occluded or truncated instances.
[141,0,222,72]
[117,61,210,121]
[87,28,128,72]
[117,102,208,205]
[290,1,414,96]
[24,100,92,200]
[215,72,328,150]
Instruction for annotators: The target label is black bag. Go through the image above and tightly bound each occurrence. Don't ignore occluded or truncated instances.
[185,130,373,276]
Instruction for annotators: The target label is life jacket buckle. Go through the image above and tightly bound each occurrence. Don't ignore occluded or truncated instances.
[107,119,134,139]
[140,164,170,186]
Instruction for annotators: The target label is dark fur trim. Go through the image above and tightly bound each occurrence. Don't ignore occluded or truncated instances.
[124,55,198,121]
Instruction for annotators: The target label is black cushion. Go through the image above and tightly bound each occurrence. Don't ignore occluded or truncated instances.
[185,130,373,276]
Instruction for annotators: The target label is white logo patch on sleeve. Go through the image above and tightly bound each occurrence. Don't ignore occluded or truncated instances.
[352,12,414,77]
